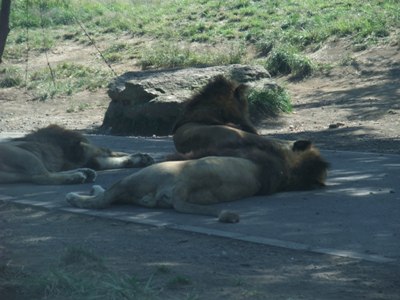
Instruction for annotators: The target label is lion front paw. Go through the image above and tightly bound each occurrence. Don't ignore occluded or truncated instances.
[77,168,97,183]
[127,153,155,167]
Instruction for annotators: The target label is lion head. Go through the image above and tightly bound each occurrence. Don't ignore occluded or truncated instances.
[172,75,257,134]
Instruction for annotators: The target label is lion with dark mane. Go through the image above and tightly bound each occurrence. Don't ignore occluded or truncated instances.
[66,76,329,223]
[0,124,154,185]
[172,75,293,153]
[66,138,328,223]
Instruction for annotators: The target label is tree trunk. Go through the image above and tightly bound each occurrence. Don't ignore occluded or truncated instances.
[0,0,12,63]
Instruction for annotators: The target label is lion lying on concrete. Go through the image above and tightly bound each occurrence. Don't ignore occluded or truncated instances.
[66,139,329,223]
[0,124,154,185]
[172,75,293,154]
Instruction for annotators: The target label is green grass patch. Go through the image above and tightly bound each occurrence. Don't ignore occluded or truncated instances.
[139,41,246,69]
[3,0,399,103]
[6,1,399,65]
[9,0,399,49]
[0,66,23,88]
[266,46,315,79]
[248,85,292,120]
[27,62,113,100]
[103,42,140,63]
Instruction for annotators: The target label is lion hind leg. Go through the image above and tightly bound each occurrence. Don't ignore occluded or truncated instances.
[32,168,97,185]
[0,171,32,184]
[0,169,96,185]
[172,200,240,223]
[66,185,108,208]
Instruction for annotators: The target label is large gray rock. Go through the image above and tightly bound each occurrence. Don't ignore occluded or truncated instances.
[101,64,275,136]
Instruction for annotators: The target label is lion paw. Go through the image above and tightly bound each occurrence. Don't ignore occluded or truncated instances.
[62,168,96,184]
[77,168,97,183]
[65,192,81,207]
[66,185,105,208]
[127,153,155,167]
[218,210,240,223]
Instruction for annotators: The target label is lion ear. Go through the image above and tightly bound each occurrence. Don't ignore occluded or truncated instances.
[234,84,248,96]
[234,84,249,106]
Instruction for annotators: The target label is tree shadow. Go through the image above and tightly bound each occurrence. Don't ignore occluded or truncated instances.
[264,125,400,154]
[292,64,400,121]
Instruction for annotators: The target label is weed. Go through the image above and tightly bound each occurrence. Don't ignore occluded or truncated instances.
[27,62,113,100]
[248,84,292,120]
[0,66,23,88]
[266,46,315,78]
[139,41,246,69]
[0,247,157,299]
[60,246,104,269]
[103,43,136,63]
[167,275,192,289]
[156,265,171,274]
[340,55,358,67]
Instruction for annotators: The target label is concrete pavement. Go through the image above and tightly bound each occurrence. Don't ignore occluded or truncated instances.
[0,134,399,265]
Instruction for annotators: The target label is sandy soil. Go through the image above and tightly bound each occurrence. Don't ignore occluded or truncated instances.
[0,40,399,299]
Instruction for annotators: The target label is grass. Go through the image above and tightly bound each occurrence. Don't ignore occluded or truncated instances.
[2,0,399,107]
[0,246,195,300]
[139,41,246,69]
[0,66,23,87]
[17,62,113,101]
[0,247,154,299]
[0,246,201,299]
[266,46,315,79]
[7,1,399,55]
[248,85,292,120]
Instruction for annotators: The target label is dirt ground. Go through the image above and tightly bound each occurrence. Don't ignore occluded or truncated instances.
[1,39,399,153]
[0,40,400,299]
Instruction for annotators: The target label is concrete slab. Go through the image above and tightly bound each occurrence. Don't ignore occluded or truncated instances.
[0,134,399,265]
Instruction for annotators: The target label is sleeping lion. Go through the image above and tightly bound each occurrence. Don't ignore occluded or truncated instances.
[0,124,154,185]
[66,140,329,223]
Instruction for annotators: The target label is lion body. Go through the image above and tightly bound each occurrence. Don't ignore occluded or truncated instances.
[67,139,328,223]
[67,156,261,222]
[172,75,258,153]
[0,125,154,185]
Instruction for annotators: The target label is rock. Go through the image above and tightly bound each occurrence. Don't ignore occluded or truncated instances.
[101,64,275,136]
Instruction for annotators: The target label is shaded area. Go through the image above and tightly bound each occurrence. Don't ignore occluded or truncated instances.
[293,79,399,121]
[0,134,399,298]
[0,135,399,266]
[258,51,400,156]
[1,202,399,300]
[267,126,400,154]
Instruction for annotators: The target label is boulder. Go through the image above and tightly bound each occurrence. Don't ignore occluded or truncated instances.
[101,64,276,136]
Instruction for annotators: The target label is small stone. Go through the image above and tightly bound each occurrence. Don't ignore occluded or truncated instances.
[329,122,345,129]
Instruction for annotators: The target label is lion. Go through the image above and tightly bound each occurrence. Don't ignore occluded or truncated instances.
[172,75,293,154]
[0,124,154,185]
[172,75,260,153]
[66,139,329,223]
